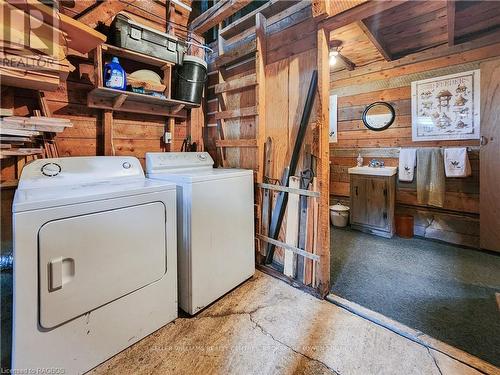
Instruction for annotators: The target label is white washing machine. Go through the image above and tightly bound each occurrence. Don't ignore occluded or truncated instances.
[146,152,255,315]
[12,156,177,374]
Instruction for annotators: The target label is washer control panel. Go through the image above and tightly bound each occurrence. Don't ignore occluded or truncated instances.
[146,152,214,172]
[18,157,144,189]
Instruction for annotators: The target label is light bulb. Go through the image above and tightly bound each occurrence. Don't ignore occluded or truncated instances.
[329,54,337,66]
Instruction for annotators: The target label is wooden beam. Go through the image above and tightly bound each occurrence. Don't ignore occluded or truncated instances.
[214,106,257,120]
[257,183,320,198]
[357,20,392,61]
[284,176,300,277]
[337,53,356,71]
[312,0,369,19]
[311,0,329,19]
[257,234,320,262]
[321,0,408,32]
[255,12,267,184]
[447,0,456,46]
[77,0,136,29]
[315,27,331,297]
[189,0,252,34]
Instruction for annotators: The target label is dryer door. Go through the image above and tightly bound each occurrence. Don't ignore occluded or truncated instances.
[38,202,166,329]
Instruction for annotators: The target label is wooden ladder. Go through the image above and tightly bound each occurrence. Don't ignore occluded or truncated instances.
[214,13,267,184]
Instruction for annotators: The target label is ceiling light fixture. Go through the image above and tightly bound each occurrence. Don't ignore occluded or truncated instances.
[329,50,338,66]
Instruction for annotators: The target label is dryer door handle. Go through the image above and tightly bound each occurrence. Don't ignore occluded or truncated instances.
[49,257,63,291]
[48,257,75,292]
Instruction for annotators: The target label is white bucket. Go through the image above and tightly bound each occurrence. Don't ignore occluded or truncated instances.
[330,204,349,227]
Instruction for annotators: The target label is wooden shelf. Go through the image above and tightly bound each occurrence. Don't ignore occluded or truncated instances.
[102,44,175,68]
[87,87,197,118]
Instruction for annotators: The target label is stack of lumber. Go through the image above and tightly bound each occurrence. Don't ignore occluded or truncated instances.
[1,117,73,134]
[0,117,72,159]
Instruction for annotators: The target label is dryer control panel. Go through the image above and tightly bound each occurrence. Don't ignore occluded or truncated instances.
[146,152,214,173]
[18,156,144,189]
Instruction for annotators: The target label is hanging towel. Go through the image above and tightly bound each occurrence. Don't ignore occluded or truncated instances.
[399,148,417,182]
[444,148,471,178]
[417,148,445,207]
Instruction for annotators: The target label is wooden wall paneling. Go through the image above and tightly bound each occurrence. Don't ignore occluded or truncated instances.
[264,59,289,181]
[315,27,330,296]
[288,49,317,170]
[479,58,500,252]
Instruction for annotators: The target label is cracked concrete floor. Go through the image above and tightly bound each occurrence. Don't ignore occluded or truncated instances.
[89,271,487,375]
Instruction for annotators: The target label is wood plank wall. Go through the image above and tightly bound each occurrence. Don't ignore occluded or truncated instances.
[330,41,500,248]
[0,1,190,248]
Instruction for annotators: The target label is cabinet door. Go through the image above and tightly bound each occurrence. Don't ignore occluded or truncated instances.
[350,175,367,225]
[365,177,389,229]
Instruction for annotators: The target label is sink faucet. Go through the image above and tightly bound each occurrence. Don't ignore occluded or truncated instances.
[369,159,385,168]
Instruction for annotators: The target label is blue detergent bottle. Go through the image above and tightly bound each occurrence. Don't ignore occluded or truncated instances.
[104,57,126,90]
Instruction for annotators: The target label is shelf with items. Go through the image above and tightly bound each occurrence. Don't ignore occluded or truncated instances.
[89,44,198,118]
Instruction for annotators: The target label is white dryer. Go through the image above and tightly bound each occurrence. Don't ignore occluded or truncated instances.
[12,157,177,374]
[146,152,255,315]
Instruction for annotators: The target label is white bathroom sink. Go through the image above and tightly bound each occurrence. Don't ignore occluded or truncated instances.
[348,166,397,176]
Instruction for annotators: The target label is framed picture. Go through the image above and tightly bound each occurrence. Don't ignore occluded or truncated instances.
[411,70,480,141]
[329,94,337,143]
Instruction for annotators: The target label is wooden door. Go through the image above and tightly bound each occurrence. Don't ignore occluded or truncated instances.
[480,59,500,252]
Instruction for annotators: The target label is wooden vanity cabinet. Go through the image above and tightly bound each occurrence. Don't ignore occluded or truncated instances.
[349,174,396,238]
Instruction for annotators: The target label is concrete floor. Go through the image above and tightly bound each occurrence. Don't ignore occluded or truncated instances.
[89,271,489,375]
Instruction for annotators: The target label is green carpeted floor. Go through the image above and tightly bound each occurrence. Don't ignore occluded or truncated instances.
[330,226,500,366]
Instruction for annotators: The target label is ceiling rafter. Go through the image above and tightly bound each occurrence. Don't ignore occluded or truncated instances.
[357,20,392,61]
[189,0,252,34]
[77,0,137,29]
[447,0,456,46]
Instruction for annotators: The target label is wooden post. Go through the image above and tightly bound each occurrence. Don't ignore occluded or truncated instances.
[168,117,175,151]
[187,33,206,151]
[94,45,103,88]
[102,110,114,156]
[315,27,331,297]
[162,65,172,98]
[255,13,267,183]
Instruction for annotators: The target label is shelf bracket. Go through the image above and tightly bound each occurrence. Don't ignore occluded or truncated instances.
[112,94,128,109]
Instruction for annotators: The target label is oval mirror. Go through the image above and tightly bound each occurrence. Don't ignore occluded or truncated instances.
[362,102,395,131]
